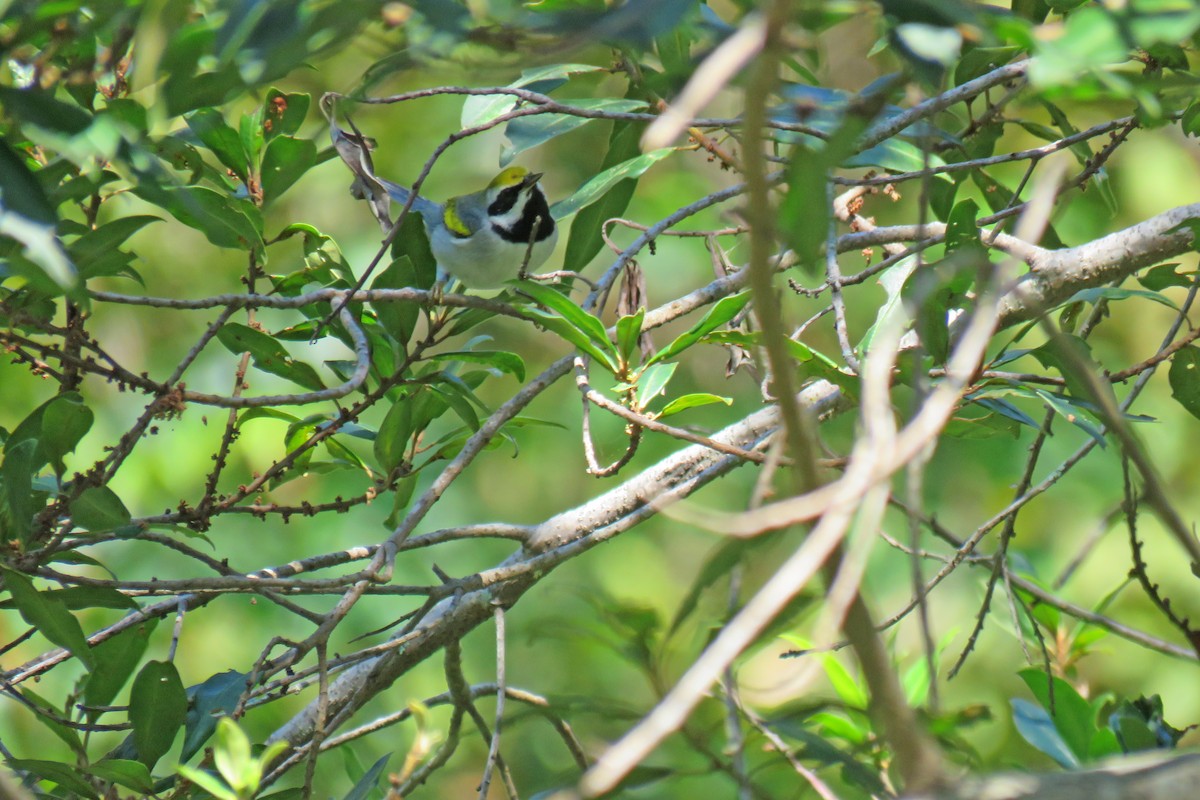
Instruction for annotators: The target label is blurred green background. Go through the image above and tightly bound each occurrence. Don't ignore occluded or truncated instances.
[4,1,1200,797]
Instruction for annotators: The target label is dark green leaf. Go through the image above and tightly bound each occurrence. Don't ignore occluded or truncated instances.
[216,322,326,391]
[374,398,414,473]
[84,619,157,713]
[344,754,391,800]
[1,566,95,669]
[393,212,438,289]
[2,438,38,543]
[181,670,250,762]
[460,63,605,127]
[0,139,59,225]
[185,107,250,179]
[67,215,162,263]
[502,98,648,164]
[615,307,646,366]
[1169,346,1200,421]
[133,184,264,252]
[130,660,187,768]
[429,350,526,381]
[263,89,310,141]
[371,256,419,346]
[5,759,99,799]
[1183,100,1200,138]
[1019,668,1095,762]
[562,119,643,269]
[1061,286,1178,312]
[0,141,76,290]
[260,135,317,203]
[955,46,1021,86]
[82,760,155,794]
[551,147,672,220]
[0,86,91,137]
[70,486,132,532]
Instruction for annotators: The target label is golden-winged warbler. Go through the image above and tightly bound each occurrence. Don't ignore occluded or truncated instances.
[378,167,557,289]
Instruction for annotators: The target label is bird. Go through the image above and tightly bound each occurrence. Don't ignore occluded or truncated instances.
[376,167,558,289]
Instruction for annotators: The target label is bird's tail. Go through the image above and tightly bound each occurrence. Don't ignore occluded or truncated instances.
[376,177,442,224]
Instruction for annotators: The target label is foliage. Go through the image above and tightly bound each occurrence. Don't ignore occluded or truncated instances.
[4,0,1200,798]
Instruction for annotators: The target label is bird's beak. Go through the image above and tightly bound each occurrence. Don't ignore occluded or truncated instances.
[522,172,543,189]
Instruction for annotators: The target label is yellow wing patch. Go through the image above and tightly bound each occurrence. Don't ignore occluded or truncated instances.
[442,198,472,237]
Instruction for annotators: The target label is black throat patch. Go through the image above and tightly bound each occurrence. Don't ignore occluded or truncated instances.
[492,189,554,244]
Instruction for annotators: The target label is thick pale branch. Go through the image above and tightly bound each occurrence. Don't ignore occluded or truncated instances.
[904,752,1200,800]
[266,384,843,752]
[999,202,1200,327]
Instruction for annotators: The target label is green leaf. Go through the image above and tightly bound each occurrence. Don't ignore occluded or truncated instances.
[263,89,310,141]
[1169,346,1200,421]
[0,139,57,226]
[1061,286,1178,312]
[0,140,76,291]
[212,717,255,793]
[1,566,95,669]
[562,119,643,268]
[634,362,677,410]
[1030,6,1129,87]
[15,686,85,755]
[130,660,188,768]
[151,135,207,184]
[82,760,156,794]
[1183,99,1200,138]
[429,350,526,381]
[6,759,99,799]
[502,98,648,164]
[1031,388,1106,445]
[344,754,391,800]
[70,486,132,532]
[216,322,326,392]
[84,619,157,713]
[371,256,419,346]
[2,439,37,543]
[185,108,250,179]
[260,135,317,203]
[1011,698,1080,768]
[821,654,869,709]
[393,212,438,289]
[845,137,947,174]
[955,46,1021,86]
[181,670,251,763]
[0,85,91,138]
[615,307,646,365]
[647,292,752,366]
[550,147,673,220]
[176,765,237,800]
[944,198,983,254]
[518,283,618,369]
[67,215,162,264]
[133,184,264,252]
[460,64,605,128]
[374,397,413,473]
[1019,668,1095,763]
[658,392,732,417]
